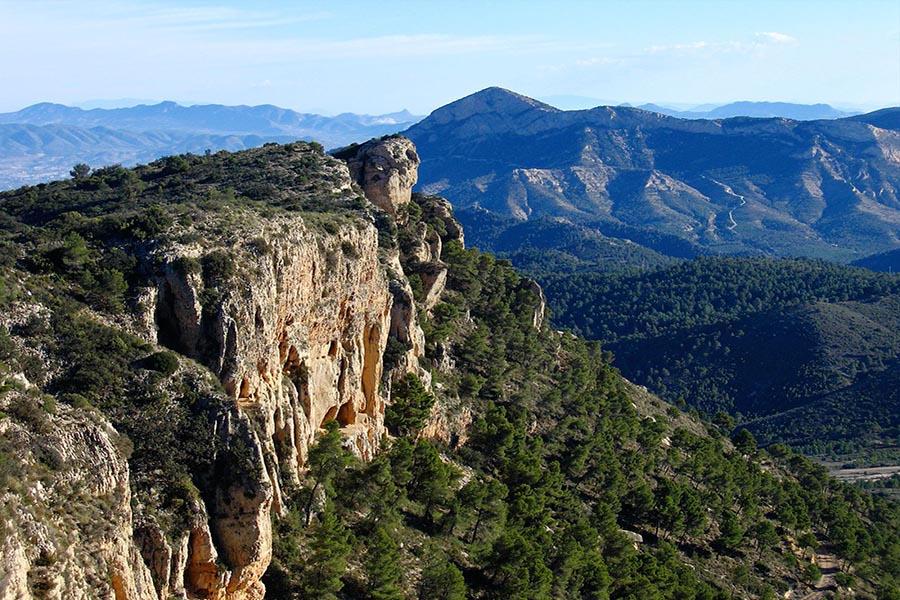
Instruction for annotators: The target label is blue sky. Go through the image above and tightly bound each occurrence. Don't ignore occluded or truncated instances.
[1,0,898,114]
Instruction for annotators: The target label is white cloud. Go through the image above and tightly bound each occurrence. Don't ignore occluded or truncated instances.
[755,32,799,45]
[644,41,714,54]
[643,33,797,57]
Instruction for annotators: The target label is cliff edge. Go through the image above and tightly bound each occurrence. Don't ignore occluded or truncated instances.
[0,137,442,599]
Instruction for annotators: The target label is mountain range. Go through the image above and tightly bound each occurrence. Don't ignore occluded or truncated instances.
[0,101,422,190]
[404,87,900,263]
[0,94,879,195]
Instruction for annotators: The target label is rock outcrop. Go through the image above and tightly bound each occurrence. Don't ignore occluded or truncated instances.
[336,136,420,217]
[140,139,423,599]
[0,137,445,600]
[128,150,407,599]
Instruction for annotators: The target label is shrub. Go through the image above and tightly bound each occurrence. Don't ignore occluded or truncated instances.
[143,351,180,376]
[202,250,235,285]
[61,392,92,410]
[87,268,128,313]
[802,562,822,584]
[382,337,411,373]
[248,237,271,256]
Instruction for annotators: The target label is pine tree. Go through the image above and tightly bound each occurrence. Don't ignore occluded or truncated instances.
[365,524,405,600]
[419,559,467,600]
[719,509,744,550]
[303,420,355,525]
[458,478,508,543]
[753,521,779,560]
[299,502,352,600]
[409,439,456,526]
[386,372,435,437]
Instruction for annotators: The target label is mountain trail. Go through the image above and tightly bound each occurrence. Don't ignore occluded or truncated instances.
[707,177,746,230]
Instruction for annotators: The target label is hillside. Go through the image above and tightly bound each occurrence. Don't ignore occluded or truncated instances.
[452,208,690,273]
[405,87,900,264]
[539,257,900,461]
[0,102,421,190]
[853,247,900,272]
[3,140,900,598]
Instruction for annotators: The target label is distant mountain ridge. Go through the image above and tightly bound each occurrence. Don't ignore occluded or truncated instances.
[405,87,900,263]
[540,95,858,119]
[635,100,856,120]
[0,122,298,191]
[0,101,420,136]
[0,101,422,190]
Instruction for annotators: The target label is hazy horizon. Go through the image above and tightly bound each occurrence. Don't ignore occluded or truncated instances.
[1,93,892,119]
[1,0,898,115]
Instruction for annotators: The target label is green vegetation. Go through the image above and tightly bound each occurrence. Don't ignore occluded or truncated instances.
[386,372,435,438]
[530,256,900,460]
[539,257,900,343]
[454,209,688,275]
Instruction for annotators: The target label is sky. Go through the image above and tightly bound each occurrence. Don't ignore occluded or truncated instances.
[1,0,898,115]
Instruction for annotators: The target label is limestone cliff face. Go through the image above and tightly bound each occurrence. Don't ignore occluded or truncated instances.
[135,138,424,599]
[135,178,395,600]
[150,214,393,463]
[0,137,436,600]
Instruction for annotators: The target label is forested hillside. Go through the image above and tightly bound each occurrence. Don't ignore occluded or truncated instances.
[537,257,900,461]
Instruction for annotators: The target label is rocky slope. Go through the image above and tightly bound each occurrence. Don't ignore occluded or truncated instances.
[405,87,900,262]
[0,136,445,599]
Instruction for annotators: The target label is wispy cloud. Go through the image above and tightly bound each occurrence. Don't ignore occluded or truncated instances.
[187,33,571,65]
[307,34,543,57]
[133,6,332,33]
[643,32,798,57]
[645,41,713,54]
[553,31,801,79]
[755,31,798,45]
[1,2,331,37]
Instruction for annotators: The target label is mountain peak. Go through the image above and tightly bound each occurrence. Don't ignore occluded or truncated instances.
[427,87,559,126]
[471,86,557,108]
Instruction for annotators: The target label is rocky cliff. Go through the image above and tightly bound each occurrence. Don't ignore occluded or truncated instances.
[0,137,447,599]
